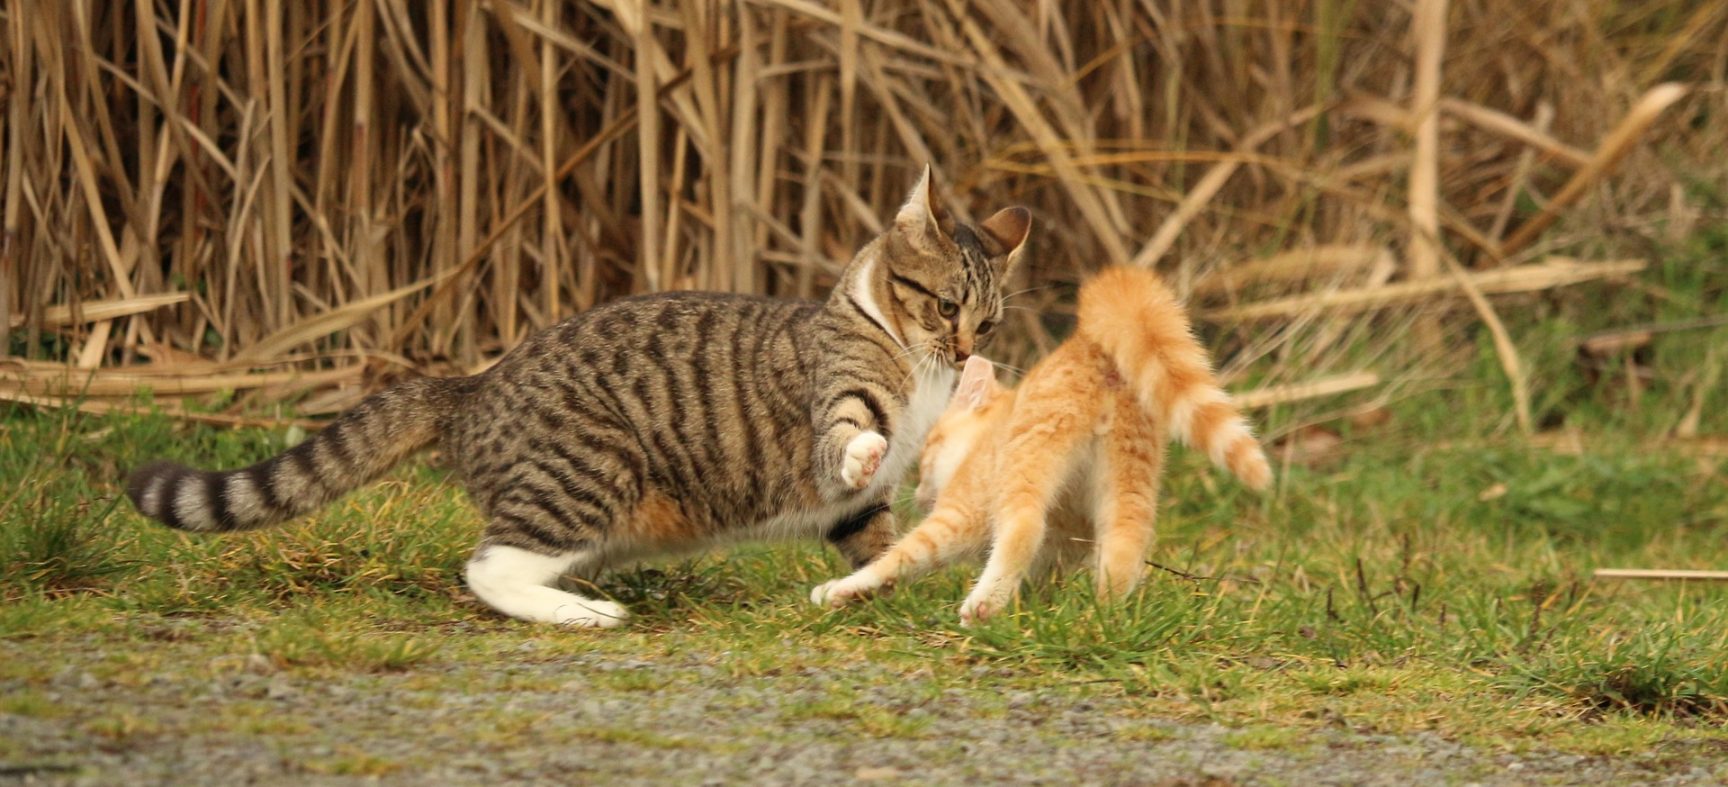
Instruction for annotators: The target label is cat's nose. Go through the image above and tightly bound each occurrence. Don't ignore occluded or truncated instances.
[953,349,971,363]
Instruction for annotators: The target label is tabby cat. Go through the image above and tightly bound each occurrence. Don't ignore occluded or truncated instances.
[810,266,1271,623]
[125,167,1031,627]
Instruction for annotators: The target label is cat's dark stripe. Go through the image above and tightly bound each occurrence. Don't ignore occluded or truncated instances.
[492,511,568,552]
[154,465,187,530]
[204,472,233,531]
[889,272,940,299]
[825,387,892,441]
[827,502,890,543]
[246,463,281,513]
[522,459,608,524]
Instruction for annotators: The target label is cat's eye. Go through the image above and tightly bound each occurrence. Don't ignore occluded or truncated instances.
[977,319,996,336]
[937,299,958,319]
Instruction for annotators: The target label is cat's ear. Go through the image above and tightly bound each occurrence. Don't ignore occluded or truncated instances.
[895,164,950,245]
[953,355,997,410]
[979,206,1031,277]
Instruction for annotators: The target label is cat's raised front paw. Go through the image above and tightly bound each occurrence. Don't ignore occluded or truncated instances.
[840,431,888,490]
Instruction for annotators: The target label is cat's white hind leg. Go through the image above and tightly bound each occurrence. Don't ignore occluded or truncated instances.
[465,544,628,628]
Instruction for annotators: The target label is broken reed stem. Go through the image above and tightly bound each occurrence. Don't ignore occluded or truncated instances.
[1441,251,1532,435]
[1500,83,1692,257]
[1234,371,1383,410]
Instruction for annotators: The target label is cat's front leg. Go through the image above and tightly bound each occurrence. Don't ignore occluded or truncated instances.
[812,380,900,498]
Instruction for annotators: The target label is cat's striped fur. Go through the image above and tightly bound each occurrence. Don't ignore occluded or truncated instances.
[811,266,1270,623]
[126,167,1032,627]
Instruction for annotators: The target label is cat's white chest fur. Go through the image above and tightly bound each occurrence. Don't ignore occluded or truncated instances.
[866,362,956,496]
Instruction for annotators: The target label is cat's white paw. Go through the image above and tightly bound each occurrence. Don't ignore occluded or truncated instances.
[810,573,883,608]
[840,431,888,490]
[555,599,630,628]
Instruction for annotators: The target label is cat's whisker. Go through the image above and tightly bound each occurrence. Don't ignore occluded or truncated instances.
[1002,285,1054,302]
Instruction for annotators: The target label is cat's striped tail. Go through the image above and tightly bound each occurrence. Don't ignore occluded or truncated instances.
[125,376,469,532]
[1076,267,1273,490]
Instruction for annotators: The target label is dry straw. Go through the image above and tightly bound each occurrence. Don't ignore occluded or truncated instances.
[1,1,1721,425]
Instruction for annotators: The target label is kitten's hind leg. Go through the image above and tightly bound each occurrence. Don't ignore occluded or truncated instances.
[961,400,1098,624]
[1092,403,1165,600]
[465,542,627,628]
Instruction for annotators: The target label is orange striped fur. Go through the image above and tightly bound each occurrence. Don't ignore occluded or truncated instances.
[811,266,1270,622]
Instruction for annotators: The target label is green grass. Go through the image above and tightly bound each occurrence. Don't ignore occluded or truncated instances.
[2,230,1726,758]
[2,399,1723,753]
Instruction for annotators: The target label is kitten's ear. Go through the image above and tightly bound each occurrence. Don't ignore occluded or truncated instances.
[895,164,950,244]
[953,355,997,410]
[979,206,1031,277]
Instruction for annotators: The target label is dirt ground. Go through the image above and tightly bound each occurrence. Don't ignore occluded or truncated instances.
[5,632,1725,787]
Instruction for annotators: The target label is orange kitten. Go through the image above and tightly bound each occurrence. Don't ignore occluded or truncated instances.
[811,266,1272,623]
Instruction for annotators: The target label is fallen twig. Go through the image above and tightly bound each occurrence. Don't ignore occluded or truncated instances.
[1593,569,1728,582]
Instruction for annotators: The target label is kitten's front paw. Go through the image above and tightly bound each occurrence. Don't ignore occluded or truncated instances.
[959,587,1011,627]
[840,431,888,491]
[809,572,883,609]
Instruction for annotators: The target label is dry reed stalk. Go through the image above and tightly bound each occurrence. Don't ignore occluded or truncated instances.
[1189,245,1391,297]
[1500,83,1692,257]
[1439,98,1590,169]
[1202,258,1648,322]
[11,294,191,331]
[0,0,1717,426]
[1405,0,1447,350]
[0,364,359,398]
[1441,253,1532,435]
[1234,371,1384,410]
[1128,104,1327,270]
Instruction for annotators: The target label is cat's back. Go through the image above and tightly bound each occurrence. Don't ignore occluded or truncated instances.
[454,289,833,527]
[507,290,819,366]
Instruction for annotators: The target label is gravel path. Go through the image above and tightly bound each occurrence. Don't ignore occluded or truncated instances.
[4,635,1725,786]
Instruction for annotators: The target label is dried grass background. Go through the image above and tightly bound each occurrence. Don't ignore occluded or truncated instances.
[2,0,1724,425]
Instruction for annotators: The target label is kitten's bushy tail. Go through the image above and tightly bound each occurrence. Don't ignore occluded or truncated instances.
[125,376,470,533]
[1077,267,1273,490]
